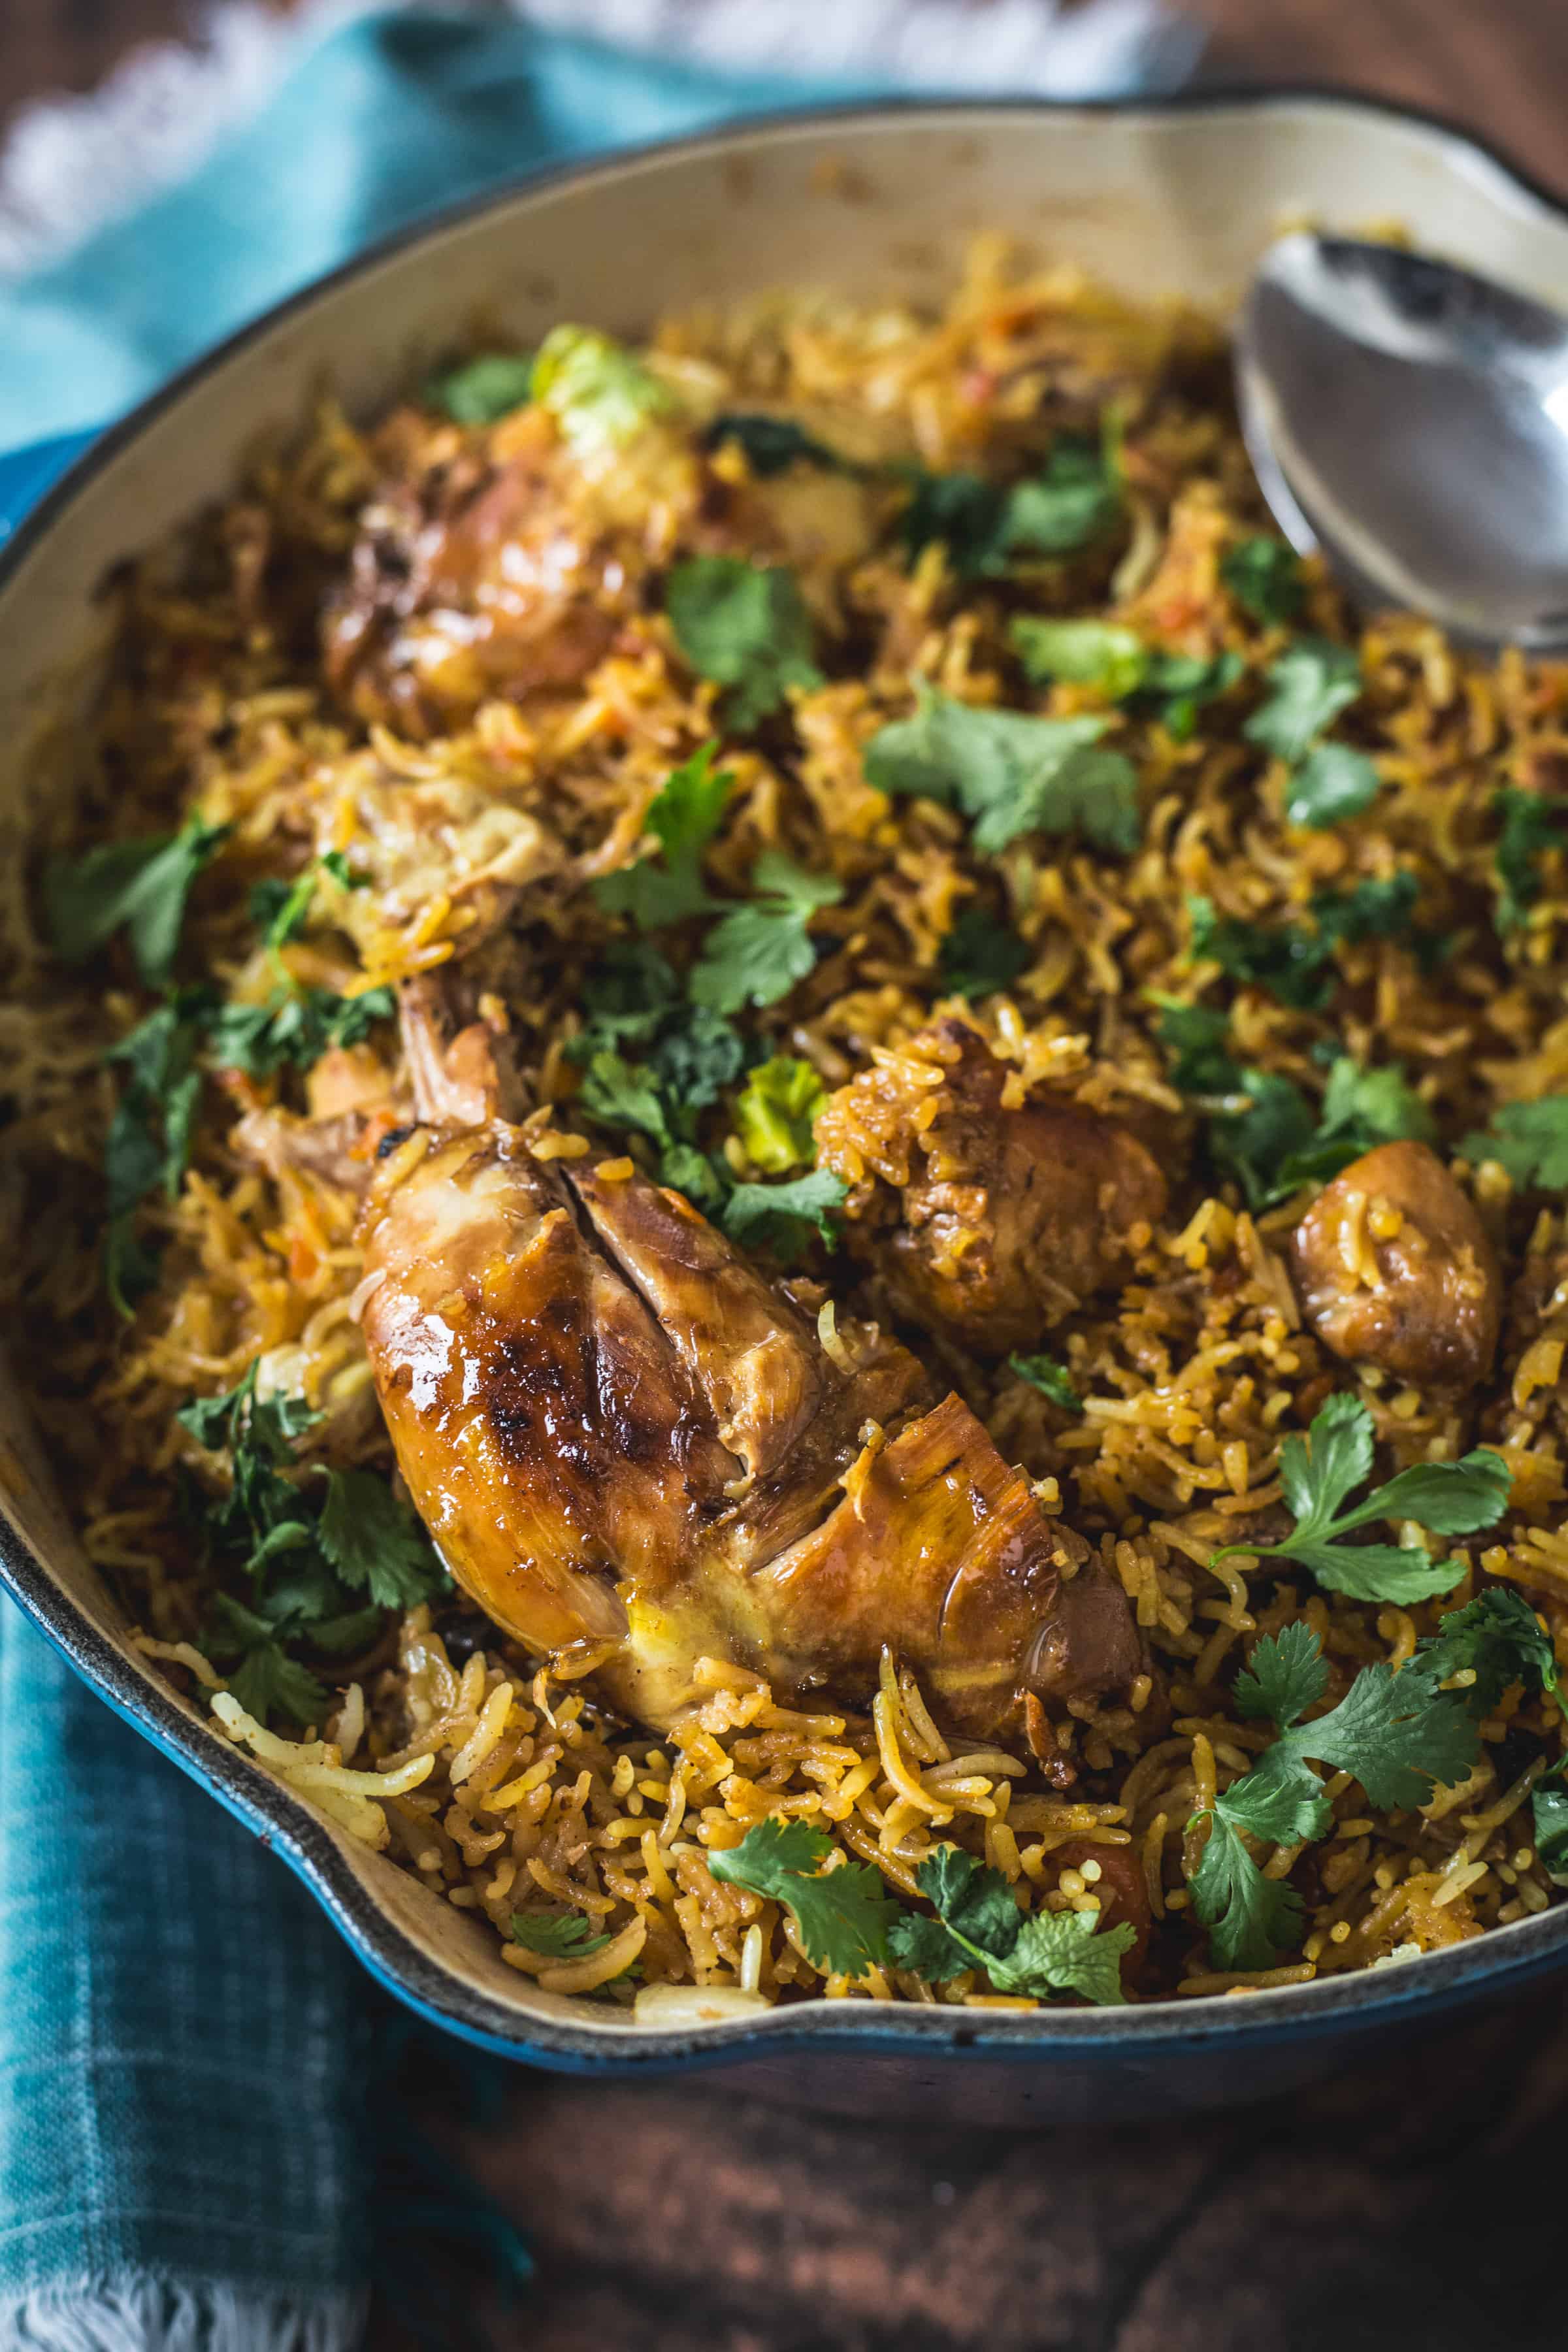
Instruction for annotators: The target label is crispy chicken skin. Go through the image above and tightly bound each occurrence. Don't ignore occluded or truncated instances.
[815,1021,1168,1356]
[1290,1140,1503,1390]
[323,409,630,734]
[357,1126,1141,1748]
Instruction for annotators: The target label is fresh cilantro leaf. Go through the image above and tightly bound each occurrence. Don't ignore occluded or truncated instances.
[1233,1622,1328,1730]
[646,1007,749,1113]
[1285,741,1382,830]
[1186,893,1332,1009]
[703,413,849,476]
[657,1141,730,1213]
[593,743,734,927]
[205,984,396,1077]
[707,1818,898,1978]
[720,1168,847,1254]
[1245,639,1362,766]
[1139,649,1244,741]
[576,1051,672,1149]
[1190,1617,1483,1968]
[1007,1352,1083,1415]
[1189,1810,1307,1971]
[1213,1393,1511,1603]
[1266,1055,1436,1202]
[733,1056,825,1173]
[1413,1588,1561,1717]
[937,906,1030,1000]
[900,466,1007,576]
[317,1469,448,1612]
[864,682,1140,857]
[1312,872,1420,945]
[510,1910,613,1960]
[101,994,214,1314]
[666,558,823,730]
[1460,1097,1568,1191]
[45,814,230,987]
[426,352,535,423]
[1150,996,1242,1098]
[569,945,683,1058]
[1493,788,1568,932]
[1534,1765,1568,1886]
[1009,617,1147,699]
[532,323,675,460]
[1208,1070,1316,1207]
[1222,536,1304,625]
[224,1640,330,1727]
[687,852,843,1015]
[996,435,1120,562]
[887,1844,1133,2004]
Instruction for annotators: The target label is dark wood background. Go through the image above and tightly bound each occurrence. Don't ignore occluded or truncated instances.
[5,3,1567,2344]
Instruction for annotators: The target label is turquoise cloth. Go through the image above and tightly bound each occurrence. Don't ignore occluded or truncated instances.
[0,11,856,448]
[0,1599,375,2343]
[0,9,1178,2342]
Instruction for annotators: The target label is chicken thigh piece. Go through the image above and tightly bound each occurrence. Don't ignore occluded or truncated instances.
[1290,1140,1502,1390]
[358,1128,1142,1749]
[815,1021,1168,1356]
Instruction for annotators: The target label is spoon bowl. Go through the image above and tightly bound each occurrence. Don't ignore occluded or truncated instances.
[1235,233,1568,651]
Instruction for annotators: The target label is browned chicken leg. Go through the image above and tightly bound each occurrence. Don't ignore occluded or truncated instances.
[358,1118,1141,1751]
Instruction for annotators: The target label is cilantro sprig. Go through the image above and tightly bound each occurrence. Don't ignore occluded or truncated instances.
[937,904,1031,1000]
[688,852,844,1015]
[865,681,1141,857]
[1461,1096,1568,1191]
[593,744,734,929]
[45,813,231,988]
[710,1821,1134,2003]
[1492,788,1568,934]
[1007,1352,1083,1416]
[1211,1393,1512,1604]
[902,433,1120,578]
[177,1360,448,1724]
[1245,640,1379,830]
[1192,1593,1566,1969]
[666,557,823,730]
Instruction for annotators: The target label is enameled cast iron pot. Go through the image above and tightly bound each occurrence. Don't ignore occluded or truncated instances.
[5,91,1568,2124]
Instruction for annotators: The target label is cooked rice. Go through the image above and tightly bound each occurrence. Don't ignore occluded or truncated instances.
[6,240,1568,2010]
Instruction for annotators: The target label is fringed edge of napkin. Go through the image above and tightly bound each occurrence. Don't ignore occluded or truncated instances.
[0,2278,368,2352]
[0,0,1199,280]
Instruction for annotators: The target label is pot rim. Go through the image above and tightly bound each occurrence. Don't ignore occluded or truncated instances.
[5,82,1566,2070]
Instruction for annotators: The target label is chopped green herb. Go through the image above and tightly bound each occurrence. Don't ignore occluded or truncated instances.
[1493,787,1568,932]
[1007,1352,1083,1415]
[1221,536,1304,626]
[102,993,213,1314]
[1208,1070,1316,1208]
[593,742,734,927]
[205,984,396,1079]
[1212,1392,1512,1604]
[865,681,1140,857]
[665,557,823,730]
[510,1910,613,1961]
[995,434,1120,563]
[1139,649,1244,741]
[732,1056,825,1173]
[886,1844,1134,2005]
[1534,1767,1568,1886]
[426,352,536,424]
[702,413,849,476]
[576,1051,674,1149]
[317,1467,449,1612]
[1460,1096,1568,1190]
[1150,996,1242,1098]
[45,814,231,988]
[719,1168,847,1255]
[937,905,1031,1001]
[900,466,1007,578]
[1311,872,1421,945]
[1266,1055,1436,1201]
[1009,617,1147,700]
[1413,1588,1563,1720]
[1190,1619,1484,1968]
[1285,740,1381,830]
[708,1818,899,1978]
[1245,639,1362,766]
[532,323,675,461]
[687,852,843,1015]
[1187,893,1333,1011]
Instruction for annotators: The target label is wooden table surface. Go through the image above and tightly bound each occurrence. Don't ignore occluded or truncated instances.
[5,3,1568,2344]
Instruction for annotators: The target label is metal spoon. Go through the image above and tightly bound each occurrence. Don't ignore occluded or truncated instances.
[1235,233,1568,652]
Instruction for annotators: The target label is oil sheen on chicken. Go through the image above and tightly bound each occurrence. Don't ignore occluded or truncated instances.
[357,1124,1141,1755]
